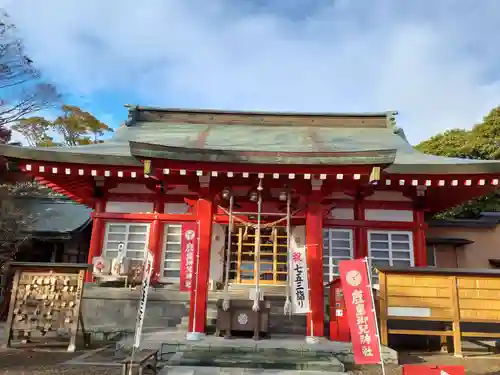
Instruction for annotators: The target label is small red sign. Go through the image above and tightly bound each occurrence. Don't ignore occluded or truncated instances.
[403,365,464,375]
[180,222,198,292]
[338,259,381,365]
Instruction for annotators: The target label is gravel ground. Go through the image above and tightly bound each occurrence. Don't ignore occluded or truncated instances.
[0,348,121,375]
[2,348,500,375]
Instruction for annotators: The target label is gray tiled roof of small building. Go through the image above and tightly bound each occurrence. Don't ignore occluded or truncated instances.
[14,197,91,234]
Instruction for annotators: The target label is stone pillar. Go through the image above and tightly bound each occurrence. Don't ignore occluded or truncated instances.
[187,196,214,338]
[305,192,325,338]
[86,199,105,282]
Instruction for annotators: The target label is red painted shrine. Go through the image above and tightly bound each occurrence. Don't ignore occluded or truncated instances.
[2,106,500,338]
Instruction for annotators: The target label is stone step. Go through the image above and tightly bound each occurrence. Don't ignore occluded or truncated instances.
[159,367,348,375]
[164,350,345,372]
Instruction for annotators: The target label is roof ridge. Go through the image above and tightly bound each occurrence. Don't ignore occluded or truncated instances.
[125,104,398,118]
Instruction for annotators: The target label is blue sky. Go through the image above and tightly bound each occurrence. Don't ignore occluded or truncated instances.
[3,0,500,145]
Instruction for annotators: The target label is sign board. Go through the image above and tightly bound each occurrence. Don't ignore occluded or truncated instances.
[133,250,154,348]
[180,222,199,291]
[403,365,464,375]
[338,259,381,365]
[290,246,310,314]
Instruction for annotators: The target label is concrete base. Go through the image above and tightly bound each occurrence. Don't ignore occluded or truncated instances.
[186,332,206,341]
[306,336,319,344]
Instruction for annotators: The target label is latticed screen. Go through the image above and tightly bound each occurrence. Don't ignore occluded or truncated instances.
[322,229,354,282]
[368,231,414,284]
[161,224,182,280]
[229,226,288,284]
[103,223,150,260]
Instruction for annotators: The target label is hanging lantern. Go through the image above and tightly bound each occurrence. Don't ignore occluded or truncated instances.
[249,190,259,202]
[221,187,232,200]
[369,166,381,185]
[278,190,288,202]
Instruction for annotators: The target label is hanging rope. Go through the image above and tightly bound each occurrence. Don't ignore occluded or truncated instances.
[217,205,305,229]
[283,191,292,315]
[252,179,263,312]
[222,195,234,311]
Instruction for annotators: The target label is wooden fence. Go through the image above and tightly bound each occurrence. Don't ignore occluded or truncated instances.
[377,267,500,357]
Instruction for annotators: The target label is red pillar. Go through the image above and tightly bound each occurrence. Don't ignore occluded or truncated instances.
[306,193,325,337]
[354,196,367,258]
[413,209,427,266]
[188,197,214,335]
[86,199,105,282]
[150,197,165,279]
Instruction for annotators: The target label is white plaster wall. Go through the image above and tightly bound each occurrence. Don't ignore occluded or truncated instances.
[164,203,190,214]
[365,191,411,201]
[329,208,354,220]
[210,223,226,284]
[364,209,413,222]
[105,201,154,213]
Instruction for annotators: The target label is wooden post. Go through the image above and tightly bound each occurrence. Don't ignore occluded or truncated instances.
[188,197,214,334]
[413,209,427,266]
[305,193,324,337]
[68,269,86,352]
[378,271,389,346]
[354,195,367,258]
[450,276,463,357]
[150,197,165,278]
[2,269,20,348]
[86,199,105,282]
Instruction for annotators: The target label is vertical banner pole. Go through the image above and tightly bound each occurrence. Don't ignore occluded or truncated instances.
[364,257,386,375]
[129,249,154,375]
[306,244,318,344]
[187,220,202,340]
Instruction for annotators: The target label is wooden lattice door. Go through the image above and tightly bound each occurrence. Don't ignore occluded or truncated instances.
[228,226,288,284]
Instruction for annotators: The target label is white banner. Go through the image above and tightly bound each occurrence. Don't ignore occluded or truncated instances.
[133,250,154,348]
[290,245,310,314]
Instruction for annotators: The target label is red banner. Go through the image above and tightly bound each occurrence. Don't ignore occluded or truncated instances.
[180,222,198,292]
[338,259,381,365]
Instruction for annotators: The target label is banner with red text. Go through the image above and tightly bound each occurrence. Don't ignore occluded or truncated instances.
[338,259,381,365]
[180,222,199,292]
[290,245,310,314]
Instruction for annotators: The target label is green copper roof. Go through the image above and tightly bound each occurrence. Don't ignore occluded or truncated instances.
[1,107,500,174]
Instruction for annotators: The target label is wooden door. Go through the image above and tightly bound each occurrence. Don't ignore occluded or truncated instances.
[229,226,288,284]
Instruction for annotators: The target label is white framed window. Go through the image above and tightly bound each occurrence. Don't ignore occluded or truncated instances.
[103,222,150,260]
[368,230,414,283]
[323,229,354,282]
[161,224,182,281]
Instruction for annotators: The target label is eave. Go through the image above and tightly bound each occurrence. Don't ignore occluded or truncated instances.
[129,141,398,166]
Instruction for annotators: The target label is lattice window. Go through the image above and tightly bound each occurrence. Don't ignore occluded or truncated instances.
[103,223,150,260]
[368,231,414,284]
[323,229,354,282]
[161,224,182,281]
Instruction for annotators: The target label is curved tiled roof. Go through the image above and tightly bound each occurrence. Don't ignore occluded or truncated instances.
[1,106,500,174]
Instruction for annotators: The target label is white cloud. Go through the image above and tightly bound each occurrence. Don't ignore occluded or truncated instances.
[3,0,500,143]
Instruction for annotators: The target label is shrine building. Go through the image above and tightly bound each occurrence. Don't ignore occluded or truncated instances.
[2,106,500,339]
